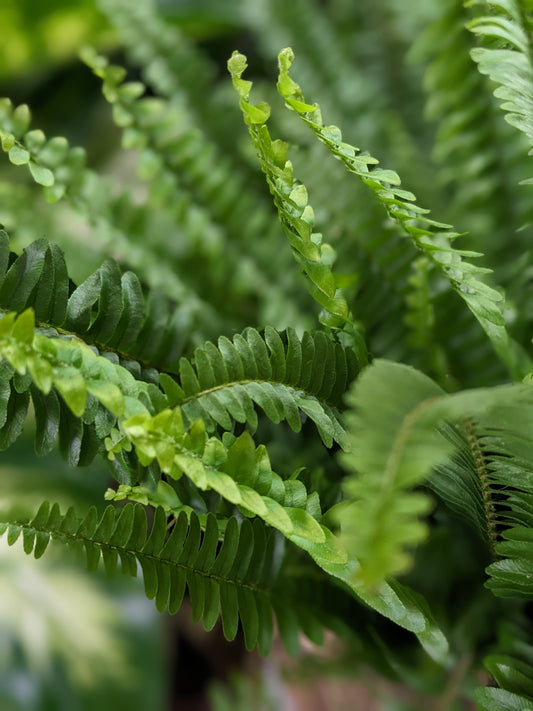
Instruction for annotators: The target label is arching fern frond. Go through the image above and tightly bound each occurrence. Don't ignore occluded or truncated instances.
[267,46,529,379]
[0,308,337,553]
[110,404,449,662]
[227,52,367,364]
[0,502,283,654]
[0,233,355,449]
[160,326,357,448]
[108,408,334,551]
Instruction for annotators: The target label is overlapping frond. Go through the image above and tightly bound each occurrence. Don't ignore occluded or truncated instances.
[425,401,533,602]
[161,326,357,448]
[105,394,449,662]
[107,407,336,552]
[0,309,338,562]
[337,360,448,588]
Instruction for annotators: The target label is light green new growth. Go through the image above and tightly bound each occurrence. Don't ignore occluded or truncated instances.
[273,47,524,379]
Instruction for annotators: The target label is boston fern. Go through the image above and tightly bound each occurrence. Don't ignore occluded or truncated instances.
[2,0,533,708]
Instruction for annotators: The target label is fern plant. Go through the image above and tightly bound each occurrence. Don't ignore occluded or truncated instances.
[3,0,533,708]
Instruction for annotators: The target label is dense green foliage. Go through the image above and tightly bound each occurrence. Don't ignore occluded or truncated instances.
[3,0,533,708]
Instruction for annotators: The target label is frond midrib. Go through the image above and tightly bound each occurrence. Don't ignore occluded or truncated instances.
[176,376,343,412]
[462,417,498,556]
[7,517,270,596]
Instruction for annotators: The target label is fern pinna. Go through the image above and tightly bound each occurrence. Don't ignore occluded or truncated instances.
[3,1,533,709]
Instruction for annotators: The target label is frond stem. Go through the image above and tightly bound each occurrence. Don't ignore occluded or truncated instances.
[462,417,497,556]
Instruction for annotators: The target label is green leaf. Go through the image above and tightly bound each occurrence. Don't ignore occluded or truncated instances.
[28,160,55,186]
[8,144,30,165]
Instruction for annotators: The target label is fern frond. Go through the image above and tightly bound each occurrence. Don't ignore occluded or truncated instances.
[338,358,533,591]
[415,0,529,226]
[160,326,357,448]
[81,47,277,246]
[427,398,533,599]
[109,408,334,550]
[0,309,145,420]
[476,653,533,710]
[227,52,367,364]
[468,0,533,155]
[337,360,448,588]
[0,502,283,654]
[0,306,165,479]
[0,311,335,554]
[0,234,354,449]
[272,46,526,378]
[104,397,449,661]
[97,0,243,156]
[414,0,533,363]
[0,231,204,374]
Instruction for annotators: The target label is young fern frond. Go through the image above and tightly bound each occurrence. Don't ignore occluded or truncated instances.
[227,52,367,364]
[271,47,526,379]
